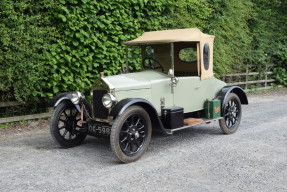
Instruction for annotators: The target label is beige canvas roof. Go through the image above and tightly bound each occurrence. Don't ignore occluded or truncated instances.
[124,28,214,45]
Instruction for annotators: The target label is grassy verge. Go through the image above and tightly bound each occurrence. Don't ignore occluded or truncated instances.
[247,86,286,94]
[0,122,22,129]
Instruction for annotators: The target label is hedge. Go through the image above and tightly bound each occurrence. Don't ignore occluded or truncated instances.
[0,0,286,103]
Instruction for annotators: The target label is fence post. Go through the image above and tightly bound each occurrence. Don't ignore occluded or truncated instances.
[245,65,248,90]
[222,75,226,82]
[265,64,268,88]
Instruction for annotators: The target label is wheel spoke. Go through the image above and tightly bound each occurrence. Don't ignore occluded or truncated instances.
[129,142,133,152]
[134,140,140,147]
[231,117,235,125]
[58,126,65,130]
[59,119,66,123]
[120,136,128,143]
[69,132,72,140]
[225,117,228,124]
[120,130,129,135]
[124,121,131,129]
[124,141,130,151]
[63,130,68,137]
[138,125,144,130]
[63,110,68,118]
[135,139,142,149]
[227,118,231,127]
[131,115,135,125]
[74,111,79,117]
[135,118,141,126]
[228,118,232,127]
[231,100,234,107]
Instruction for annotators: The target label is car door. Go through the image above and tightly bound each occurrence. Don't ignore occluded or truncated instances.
[173,77,219,113]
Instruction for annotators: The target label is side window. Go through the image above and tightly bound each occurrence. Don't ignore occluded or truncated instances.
[203,43,210,70]
[174,44,199,77]
[179,47,197,62]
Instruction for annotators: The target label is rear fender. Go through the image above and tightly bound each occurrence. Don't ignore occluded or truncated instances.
[216,86,248,115]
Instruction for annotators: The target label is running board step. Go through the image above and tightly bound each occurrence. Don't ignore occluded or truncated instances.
[184,118,204,126]
[164,117,223,134]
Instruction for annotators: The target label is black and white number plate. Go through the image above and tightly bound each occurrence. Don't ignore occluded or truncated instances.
[88,122,111,136]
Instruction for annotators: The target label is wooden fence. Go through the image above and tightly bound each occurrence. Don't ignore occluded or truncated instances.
[0,101,52,124]
[221,66,277,91]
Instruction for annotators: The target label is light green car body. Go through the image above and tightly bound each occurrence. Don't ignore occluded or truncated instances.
[105,70,226,114]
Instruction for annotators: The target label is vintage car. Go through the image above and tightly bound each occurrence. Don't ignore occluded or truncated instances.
[50,28,248,163]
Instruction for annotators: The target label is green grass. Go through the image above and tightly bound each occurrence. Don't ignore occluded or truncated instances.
[0,121,21,129]
[247,86,286,94]
[0,117,50,130]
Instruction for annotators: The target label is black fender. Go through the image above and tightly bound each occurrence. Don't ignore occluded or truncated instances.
[49,92,81,112]
[110,98,166,133]
[216,86,248,115]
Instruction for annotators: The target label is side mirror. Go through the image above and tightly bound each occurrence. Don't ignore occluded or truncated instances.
[168,69,174,77]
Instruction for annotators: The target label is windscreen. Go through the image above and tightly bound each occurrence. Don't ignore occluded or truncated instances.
[125,44,171,73]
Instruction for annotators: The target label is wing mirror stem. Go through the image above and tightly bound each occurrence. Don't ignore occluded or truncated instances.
[168,69,179,93]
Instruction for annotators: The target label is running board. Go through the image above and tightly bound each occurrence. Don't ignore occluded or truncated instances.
[164,117,223,134]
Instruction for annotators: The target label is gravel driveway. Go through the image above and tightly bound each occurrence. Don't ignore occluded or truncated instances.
[0,89,286,192]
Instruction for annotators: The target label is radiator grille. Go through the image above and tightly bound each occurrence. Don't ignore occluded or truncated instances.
[93,90,109,119]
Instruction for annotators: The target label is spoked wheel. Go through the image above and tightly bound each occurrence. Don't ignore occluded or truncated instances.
[50,101,87,148]
[219,93,242,134]
[110,106,152,163]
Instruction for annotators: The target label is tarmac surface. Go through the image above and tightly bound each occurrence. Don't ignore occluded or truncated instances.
[0,89,286,192]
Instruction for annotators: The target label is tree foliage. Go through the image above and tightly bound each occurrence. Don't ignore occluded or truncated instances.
[207,0,254,74]
[250,0,287,82]
[0,0,59,102]
[46,0,172,97]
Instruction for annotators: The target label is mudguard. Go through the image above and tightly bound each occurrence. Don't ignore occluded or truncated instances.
[49,92,81,112]
[216,86,248,114]
[110,98,167,133]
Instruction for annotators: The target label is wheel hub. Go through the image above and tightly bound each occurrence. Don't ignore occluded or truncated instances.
[227,106,236,116]
[66,116,76,132]
[128,127,140,140]
[134,132,140,139]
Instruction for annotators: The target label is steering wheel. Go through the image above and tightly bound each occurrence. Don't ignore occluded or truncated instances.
[142,57,164,72]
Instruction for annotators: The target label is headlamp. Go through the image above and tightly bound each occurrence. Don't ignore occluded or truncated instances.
[102,93,117,109]
[71,91,84,105]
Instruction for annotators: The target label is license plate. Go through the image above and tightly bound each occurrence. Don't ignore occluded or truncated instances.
[88,123,111,135]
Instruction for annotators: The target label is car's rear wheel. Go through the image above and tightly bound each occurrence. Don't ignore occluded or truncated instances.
[50,101,87,148]
[219,93,242,134]
[110,106,152,163]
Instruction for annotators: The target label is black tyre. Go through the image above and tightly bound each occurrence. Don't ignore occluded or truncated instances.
[110,106,152,163]
[219,93,242,134]
[50,101,87,148]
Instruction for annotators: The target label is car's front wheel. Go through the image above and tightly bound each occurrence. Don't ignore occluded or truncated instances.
[219,93,242,134]
[110,106,152,163]
[50,101,87,148]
